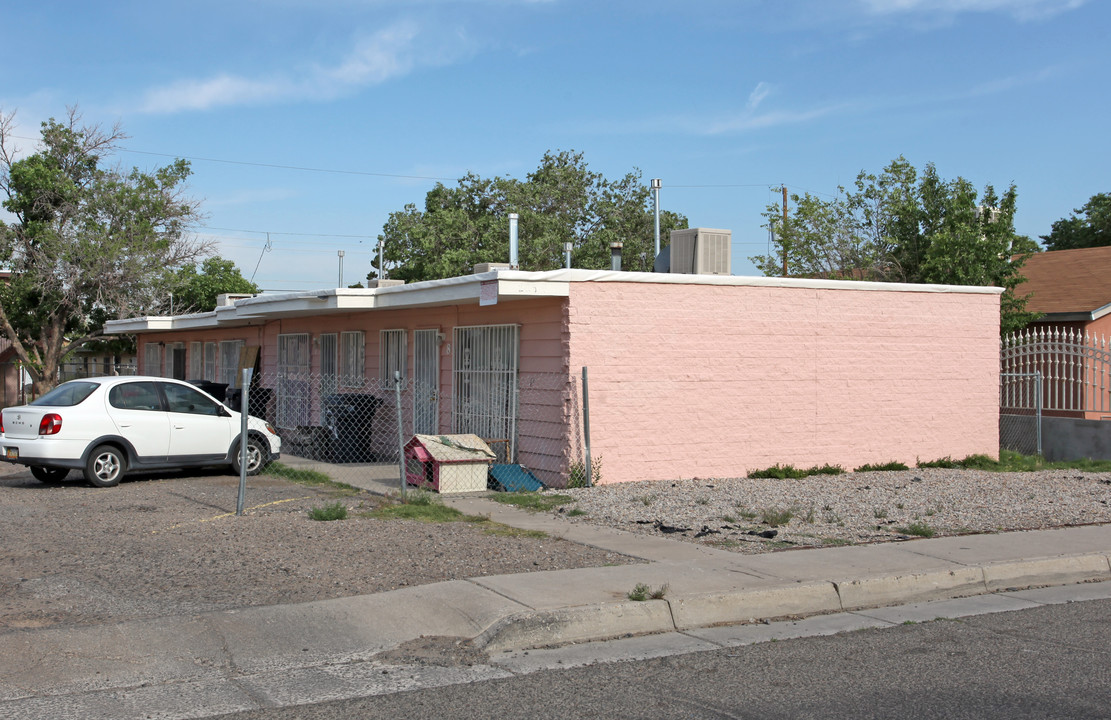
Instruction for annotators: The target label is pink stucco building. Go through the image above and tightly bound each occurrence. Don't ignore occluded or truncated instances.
[106,269,1002,485]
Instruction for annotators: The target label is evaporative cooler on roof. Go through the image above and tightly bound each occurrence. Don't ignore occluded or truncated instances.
[669,228,732,275]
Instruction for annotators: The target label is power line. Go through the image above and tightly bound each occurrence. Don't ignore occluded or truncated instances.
[200,225,376,239]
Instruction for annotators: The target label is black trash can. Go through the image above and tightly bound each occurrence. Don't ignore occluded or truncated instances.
[322,394,384,462]
[224,386,272,415]
[186,379,229,402]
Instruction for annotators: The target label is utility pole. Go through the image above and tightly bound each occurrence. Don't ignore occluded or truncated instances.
[781,185,789,278]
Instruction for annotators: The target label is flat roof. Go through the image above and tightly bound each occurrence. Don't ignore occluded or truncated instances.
[105,268,1003,334]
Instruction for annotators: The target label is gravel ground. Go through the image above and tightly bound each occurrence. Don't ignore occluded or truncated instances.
[554,468,1111,553]
[0,466,633,631]
[3,463,1109,633]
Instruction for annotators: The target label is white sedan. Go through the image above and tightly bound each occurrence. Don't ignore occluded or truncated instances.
[0,376,281,487]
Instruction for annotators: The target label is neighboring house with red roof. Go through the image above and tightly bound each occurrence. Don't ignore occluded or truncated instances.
[1004,246,1111,421]
[1017,246,1111,336]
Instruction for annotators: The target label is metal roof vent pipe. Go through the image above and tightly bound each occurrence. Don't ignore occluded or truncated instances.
[509,212,519,269]
[610,241,623,271]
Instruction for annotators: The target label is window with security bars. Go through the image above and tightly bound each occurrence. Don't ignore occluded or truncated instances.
[204,342,216,381]
[340,331,365,387]
[219,340,244,387]
[452,324,520,461]
[189,342,203,379]
[320,333,338,406]
[143,343,162,377]
[380,329,406,385]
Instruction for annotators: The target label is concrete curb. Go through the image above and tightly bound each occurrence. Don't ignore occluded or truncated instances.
[670,582,842,629]
[980,552,1111,591]
[835,566,986,610]
[474,553,1111,652]
[476,600,674,653]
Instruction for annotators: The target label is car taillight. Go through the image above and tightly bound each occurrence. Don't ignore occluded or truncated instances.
[38,414,62,436]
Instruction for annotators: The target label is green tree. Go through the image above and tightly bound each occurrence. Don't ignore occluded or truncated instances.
[170,256,260,313]
[1041,192,1111,251]
[378,150,687,282]
[0,108,206,393]
[754,157,1038,335]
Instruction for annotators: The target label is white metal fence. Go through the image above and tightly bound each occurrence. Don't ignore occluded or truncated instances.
[1001,327,1111,415]
[998,326,1111,457]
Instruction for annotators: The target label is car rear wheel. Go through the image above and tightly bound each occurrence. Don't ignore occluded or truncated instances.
[231,435,268,476]
[30,466,70,483]
[84,445,126,487]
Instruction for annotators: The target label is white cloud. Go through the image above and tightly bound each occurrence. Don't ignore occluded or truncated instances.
[705,103,853,135]
[859,0,1087,21]
[138,20,469,114]
[746,82,773,110]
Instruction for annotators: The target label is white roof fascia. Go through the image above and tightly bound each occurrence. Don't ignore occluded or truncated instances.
[104,269,1002,336]
[104,316,177,333]
[1089,302,1111,321]
[521,268,1004,295]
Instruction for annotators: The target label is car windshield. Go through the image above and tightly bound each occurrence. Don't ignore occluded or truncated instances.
[30,381,100,407]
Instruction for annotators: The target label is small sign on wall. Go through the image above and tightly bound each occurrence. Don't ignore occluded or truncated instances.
[480,280,498,306]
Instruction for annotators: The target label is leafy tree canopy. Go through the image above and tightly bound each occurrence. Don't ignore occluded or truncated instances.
[752,157,1039,336]
[170,256,260,314]
[0,108,207,392]
[378,150,688,282]
[1041,192,1111,251]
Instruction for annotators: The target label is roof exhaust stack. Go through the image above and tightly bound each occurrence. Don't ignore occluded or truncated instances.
[610,242,623,271]
[509,212,519,269]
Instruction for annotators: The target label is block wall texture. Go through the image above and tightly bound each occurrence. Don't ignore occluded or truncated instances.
[566,282,1001,484]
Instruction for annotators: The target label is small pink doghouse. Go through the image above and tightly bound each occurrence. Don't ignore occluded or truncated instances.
[404,434,496,493]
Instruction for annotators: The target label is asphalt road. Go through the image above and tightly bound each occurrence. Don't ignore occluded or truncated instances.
[212,597,1111,720]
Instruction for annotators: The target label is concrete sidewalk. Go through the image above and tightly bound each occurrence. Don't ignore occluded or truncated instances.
[1,473,1109,719]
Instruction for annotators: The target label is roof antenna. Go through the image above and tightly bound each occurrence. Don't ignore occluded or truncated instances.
[250,233,273,284]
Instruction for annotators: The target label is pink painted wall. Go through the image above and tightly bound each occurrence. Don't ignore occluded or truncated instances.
[565,281,1001,484]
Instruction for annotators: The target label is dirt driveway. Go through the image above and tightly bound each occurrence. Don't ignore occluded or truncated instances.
[0,466,631,631]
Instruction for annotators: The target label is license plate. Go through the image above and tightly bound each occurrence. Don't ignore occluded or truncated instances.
[5,447,17,460]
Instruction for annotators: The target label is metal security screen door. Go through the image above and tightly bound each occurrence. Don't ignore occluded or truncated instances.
[276,333,311,429]
[452,325,519,461]
[319,333,338,422]
[414,329,440,434]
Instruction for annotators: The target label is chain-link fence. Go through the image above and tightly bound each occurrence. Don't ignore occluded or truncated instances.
[1000,371,1042,456]
[239,370,586,493]
[58,362,138,382]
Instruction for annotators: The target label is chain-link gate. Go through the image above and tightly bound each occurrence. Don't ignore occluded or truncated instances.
[1000,371,1042,456]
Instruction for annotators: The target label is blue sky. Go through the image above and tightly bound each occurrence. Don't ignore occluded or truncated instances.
[2,0,1107,292]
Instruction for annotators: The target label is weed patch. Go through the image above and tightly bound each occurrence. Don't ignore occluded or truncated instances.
[627,583,669,601]
[265,462,359,494]
[367,492,465,522]
[308,501,348,521]
[855,461,910,472]
[489,492,575,513]
[760,507,794,527]
[748,463,844,479]
[896,521,936,538]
